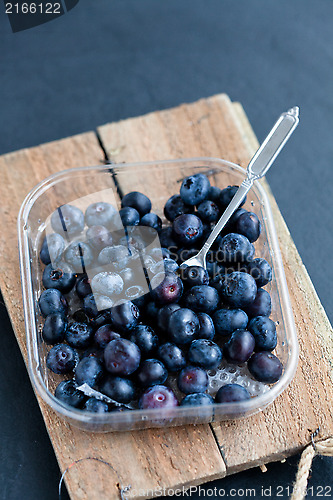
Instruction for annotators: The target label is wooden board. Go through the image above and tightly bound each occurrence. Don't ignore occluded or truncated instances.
[0,94,332,500]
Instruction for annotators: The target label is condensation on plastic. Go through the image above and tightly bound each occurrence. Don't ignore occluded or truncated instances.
[17,158,298,432]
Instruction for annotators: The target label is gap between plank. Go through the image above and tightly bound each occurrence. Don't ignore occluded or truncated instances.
[95,130,124,199]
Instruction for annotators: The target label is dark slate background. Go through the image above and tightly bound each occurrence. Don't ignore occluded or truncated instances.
[0,1,332,499]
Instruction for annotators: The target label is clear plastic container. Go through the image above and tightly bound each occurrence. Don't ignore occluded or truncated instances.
[18,158,298,432]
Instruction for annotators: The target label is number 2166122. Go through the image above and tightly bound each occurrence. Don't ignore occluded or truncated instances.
[5,3,61,14]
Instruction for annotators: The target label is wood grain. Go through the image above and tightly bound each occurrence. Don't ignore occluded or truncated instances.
[0,94,332,500]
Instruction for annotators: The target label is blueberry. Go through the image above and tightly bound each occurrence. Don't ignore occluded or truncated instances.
[65,321,94,349]
[248,316,277,351]
[180,173,210,206]
[86,225,113,252]
[202,222,212,240]
[144,300,161,323]
[188,339,222,370]
[119,207,140,226]
[54,380,86,408]
[218,233,253,264]
[212,308,248,336]
[163,258,179,274]
[39,233,65,265]
[83,293,113,318]
[99,375,136,403]
[130,324,159,356]
[75,356,104,387]
[119,267,136,285]
[164,194,191,222]
[182,285,219,314]
[244,288,272,318]
[180,266,209,288]
[124,285,146,303]
[215,384,250,403]
[197,200,220,222]
[223,329,255,363]
[235,211,261,243]
[94,324,121,349]
[172,214,203,246]
[140,254,154,270]
[90,311,112,330]
[46,344,79,374]
[149,247,171,260]
[157,304,181,333]
[150,258,179,275]
[120,229,148,251]
[72,309,90,324]
[218,185,246,210]
[51,205,85,236]
[42,263,76,293]
[207,186,222,203]
[140,213,162,232]
[180,393,214,406]
[131,292,148,310]
[81,347,105,363]
[168,308,199,345]
[110,301,140,331]
[76,275,92,299]
[91,272,124,297]
[39,288,68,317]
[139,385,178,409]
[159,227,178,251]
[208,264,226,283]
[85,202,117,229]
[104,338,141,375]
[64,242,94,272]
[42,313,68,345]
[224,208,248,233]
[178,366,208,394]
[83,398,109,413]
[121,191,152,217]
[136,359,168,387]
[177,247,199,264]
[221,272,257,308]
[197,312,215,340]
[247,258,272,288]
[157,343,186,372]
[150,272,183,305]
[97,245,129,266]
[248,352,283,383]
[147,256,175,274]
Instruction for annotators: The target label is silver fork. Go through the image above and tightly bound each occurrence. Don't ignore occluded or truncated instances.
[179,106,300,270]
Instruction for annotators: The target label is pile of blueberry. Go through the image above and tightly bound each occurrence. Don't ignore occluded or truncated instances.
[38,172,283,415]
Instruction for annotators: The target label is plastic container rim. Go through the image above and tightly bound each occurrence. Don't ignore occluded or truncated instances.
[17,157,299,426]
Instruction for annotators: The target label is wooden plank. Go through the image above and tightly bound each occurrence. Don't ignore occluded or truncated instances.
[99,94,333,475]
[0,132,226,500]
